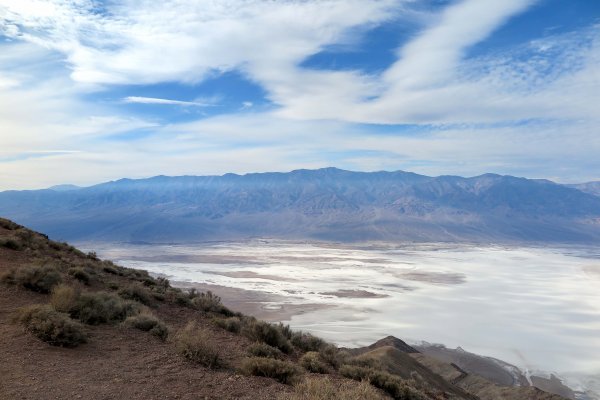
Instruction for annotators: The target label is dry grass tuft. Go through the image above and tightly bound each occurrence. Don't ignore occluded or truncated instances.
[4,265,62,293]
[125,311,169,341]
[339,365,424,400]
[280,377,387,400]
[174,322,222,368]
[247,342,284,359]
[50,284,78,313]
[299,351,329,374]
[240,357,302,385]
[68,267,91,285]
[214,316,242,333]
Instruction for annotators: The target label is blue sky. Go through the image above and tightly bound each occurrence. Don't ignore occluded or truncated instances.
[0,0,599,189]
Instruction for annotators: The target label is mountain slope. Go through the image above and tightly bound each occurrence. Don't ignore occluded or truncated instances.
[1,168,599,243]
[568,181,600,197]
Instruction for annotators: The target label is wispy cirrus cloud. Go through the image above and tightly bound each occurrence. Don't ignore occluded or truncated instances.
[3,0,596,126]
[123,96,215,107]
[0,0,398,85]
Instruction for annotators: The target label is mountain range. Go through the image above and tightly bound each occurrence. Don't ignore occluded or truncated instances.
[1,168,599,243]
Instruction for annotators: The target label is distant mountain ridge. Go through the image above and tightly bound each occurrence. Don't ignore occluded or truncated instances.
[568,181,600,197]
[1,167,599,243]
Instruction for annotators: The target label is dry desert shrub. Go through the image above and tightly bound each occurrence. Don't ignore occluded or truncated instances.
[0,237,21,250]
[291,331,326,352]
[339,365,424,400]
[191,290,235,316]
[240,357,302,385]
[16,304,87,347]
[247,342,284,360]
[124,311,169,340]
[299,351,329,374]
[50,284,78,313]
[241,318,293,354]
[118,283,154,306]
[214,316,242,333]
[71,291,139,325]
[67,267,91,285]
[280,377,387,400]
[7,265,62,293]
[174,322,222,368]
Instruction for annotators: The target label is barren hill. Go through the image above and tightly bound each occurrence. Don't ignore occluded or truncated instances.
[0,218,567,399]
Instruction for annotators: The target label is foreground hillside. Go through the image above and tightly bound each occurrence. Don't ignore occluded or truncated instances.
[0,218,566,399]
[1,168,600,243]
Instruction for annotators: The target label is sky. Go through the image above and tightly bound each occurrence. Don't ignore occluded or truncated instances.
[0,0,599,190]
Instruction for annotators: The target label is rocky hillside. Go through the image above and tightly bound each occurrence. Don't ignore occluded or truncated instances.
[1,168,600,244]
[0,218,567,399]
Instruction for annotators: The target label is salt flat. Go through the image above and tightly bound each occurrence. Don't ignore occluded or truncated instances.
[87,240,600,397]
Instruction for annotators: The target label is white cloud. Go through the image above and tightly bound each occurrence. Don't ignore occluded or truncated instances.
[0,0,398,84]
[3,0,596,126]
[276,0,600,125]
[383,0,537,89]
[123,96,214,107]
[0,41,156,157]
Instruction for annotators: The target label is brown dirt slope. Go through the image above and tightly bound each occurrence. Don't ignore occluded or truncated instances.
[411,353,566,400]
[0,217,568,400]
[0,219,289,399]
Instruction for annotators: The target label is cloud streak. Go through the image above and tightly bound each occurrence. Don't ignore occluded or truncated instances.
[123,96,214,107]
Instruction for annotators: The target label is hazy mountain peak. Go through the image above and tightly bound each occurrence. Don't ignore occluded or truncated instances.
[47,184,81,191]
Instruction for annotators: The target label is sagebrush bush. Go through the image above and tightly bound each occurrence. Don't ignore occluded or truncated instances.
[16,304,87,347]
[291,331,326,352]
[214,316,241,333]
[119,283,154,306]
[0,218,19,230]
[68,267,91,285]
[191,290,234,315]
[241,318,293,354]
[125,312,169,341]
[241,357,302,385]
[0,238,21,250]
[339,365,423,400]
[346,356,384,370]
[318,344,347,369]
[280,378,386,400]
[71,291,139,325]
[11,265,62,293]
[141,277,157,287]
[51,284,78,313]
[174,322,222,368]
[154,277,170,291]
[247,342,284,359]
[299,352,328,374]
[152,292,166,301]
[102,265,118,275]
[172,290,193,307]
